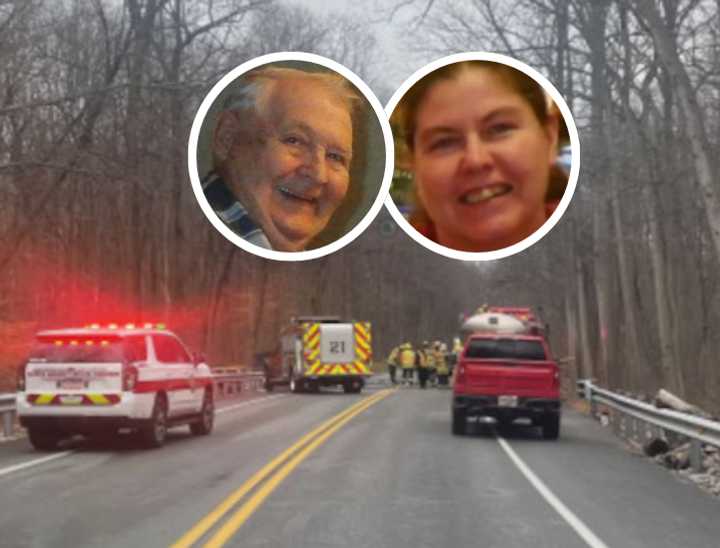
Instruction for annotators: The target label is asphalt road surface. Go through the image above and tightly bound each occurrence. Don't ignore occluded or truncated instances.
[1,387,719,548]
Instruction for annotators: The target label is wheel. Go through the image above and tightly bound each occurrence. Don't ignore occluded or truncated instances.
[290,376,304,393]
[263,367,273,392]
[343,380,363,394]
[452,408,466,436]
[140,396,168,448]
[28,428,63,451]
[190,390,214,436]
[542,413,560,440]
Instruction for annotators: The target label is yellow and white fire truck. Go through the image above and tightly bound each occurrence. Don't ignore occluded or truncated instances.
[264,316,372,393]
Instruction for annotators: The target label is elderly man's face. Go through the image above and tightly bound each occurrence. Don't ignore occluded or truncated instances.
[221,78,353,251]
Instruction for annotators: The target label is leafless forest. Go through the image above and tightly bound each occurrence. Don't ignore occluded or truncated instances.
[0,0,719,413]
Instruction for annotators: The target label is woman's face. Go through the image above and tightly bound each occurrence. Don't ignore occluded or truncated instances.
[411,67,558,251]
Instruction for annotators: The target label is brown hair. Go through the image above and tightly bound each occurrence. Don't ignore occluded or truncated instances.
[400,61,551,152]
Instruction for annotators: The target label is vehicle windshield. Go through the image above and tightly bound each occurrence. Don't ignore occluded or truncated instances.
[29,337,125,363]
[465,338,547,361]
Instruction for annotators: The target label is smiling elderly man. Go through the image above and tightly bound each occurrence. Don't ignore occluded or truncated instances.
[204,66,359,252]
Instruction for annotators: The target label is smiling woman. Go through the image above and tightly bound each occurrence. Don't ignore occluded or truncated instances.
[392,59,570,254]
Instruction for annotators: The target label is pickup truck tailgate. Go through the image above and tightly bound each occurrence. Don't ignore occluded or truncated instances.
[463,360,558,397]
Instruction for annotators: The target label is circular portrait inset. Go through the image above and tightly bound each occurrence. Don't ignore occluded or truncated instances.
[189,52,393,261]
[386,53,579,260]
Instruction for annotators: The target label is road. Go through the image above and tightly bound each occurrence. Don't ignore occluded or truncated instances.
[1,387,719,547]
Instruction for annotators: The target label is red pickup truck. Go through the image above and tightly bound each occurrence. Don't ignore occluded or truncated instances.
[452,331,561,439]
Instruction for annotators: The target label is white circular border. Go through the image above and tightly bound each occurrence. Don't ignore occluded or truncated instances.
[384,52,581,261]
[188,52,395,262]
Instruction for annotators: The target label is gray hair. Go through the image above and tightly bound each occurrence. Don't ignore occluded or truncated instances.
[221,65,361,119]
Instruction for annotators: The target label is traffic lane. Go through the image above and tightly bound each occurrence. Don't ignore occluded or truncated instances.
[504,409,720,548]
[0,389,378,548]
[229,388,584,548]
[0,391,276,473]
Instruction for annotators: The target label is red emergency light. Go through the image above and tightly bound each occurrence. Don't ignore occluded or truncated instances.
[49,338,114,346]
[83,322,166,330]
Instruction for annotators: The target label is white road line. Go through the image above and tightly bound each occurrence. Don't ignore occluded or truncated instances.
[215,394,288,415]
[497,437,610,548]
[0,451,75,478]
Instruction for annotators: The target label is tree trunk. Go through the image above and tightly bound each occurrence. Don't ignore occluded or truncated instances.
[576,257,593,379]
[632,0,720,259]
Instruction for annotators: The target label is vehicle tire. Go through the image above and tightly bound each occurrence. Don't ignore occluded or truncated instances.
[28,428,62,451]
[290,377,303,393]
[542,413,560,440]
[452,408,466,436]
[140,395,168,448]
[190,390,214,436]
[343,380,363,394]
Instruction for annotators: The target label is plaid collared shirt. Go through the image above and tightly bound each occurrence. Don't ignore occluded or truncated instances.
[202,172,272,249]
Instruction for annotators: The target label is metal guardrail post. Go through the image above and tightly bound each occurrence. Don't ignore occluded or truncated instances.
[690,440,703,473]
[3,410,14,437]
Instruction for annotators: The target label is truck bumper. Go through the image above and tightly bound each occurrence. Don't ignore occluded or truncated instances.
[453,395,560,421]
[16,391,155,433]
[18,415,148,433]
[302,375,368,387]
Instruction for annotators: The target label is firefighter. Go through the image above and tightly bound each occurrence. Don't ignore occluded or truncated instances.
[416,341,433,389]
[386,345,400,385]
[428,341,440,386]
[450,336,463,376]
[398,342,416,386]
[435,342,450,387]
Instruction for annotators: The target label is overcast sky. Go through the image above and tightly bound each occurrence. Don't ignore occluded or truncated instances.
[286,0,425,98]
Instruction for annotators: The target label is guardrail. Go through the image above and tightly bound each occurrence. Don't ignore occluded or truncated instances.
[0,370,267,439]
[0,394,16,438]
[577,379,720,472]
[212,370,265,398]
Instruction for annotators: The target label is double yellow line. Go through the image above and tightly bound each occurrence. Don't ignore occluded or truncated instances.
[172,389,394,548]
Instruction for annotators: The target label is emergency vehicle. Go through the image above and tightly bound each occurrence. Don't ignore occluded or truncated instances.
[16,324,214,450]
[453,309,561,439]
[264,316,372,393]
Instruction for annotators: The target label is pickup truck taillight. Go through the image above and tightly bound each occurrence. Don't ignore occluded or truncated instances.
[456,363,466,386]
[123,363,138,391]
[16,362,27,391]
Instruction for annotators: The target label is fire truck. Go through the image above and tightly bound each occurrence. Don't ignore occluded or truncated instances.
[264,316,372,394]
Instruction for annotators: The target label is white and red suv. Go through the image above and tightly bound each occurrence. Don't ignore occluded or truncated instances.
[16,324,214,450]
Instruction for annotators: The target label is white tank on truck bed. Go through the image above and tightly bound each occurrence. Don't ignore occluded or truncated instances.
[460,312,528,337]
